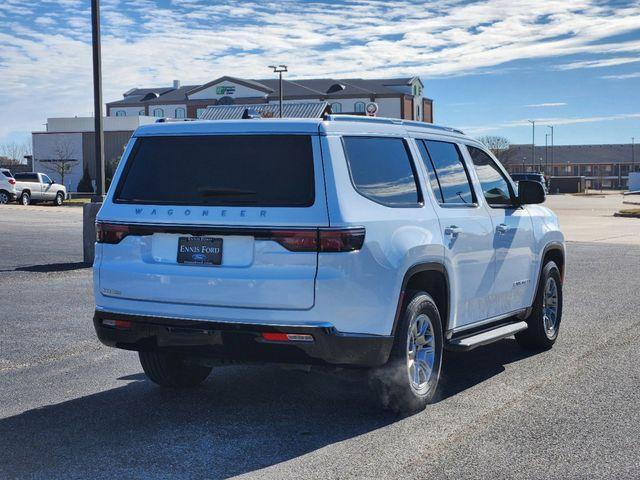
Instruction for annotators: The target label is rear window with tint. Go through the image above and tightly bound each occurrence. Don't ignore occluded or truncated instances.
[14,173,39,182]
[1,170,12,178]
[343,136,421,207]
[115,135,315,206]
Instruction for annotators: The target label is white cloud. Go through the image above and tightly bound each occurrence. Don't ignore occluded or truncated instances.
[601,71,640,80]
[525,102,568,108]
[1,0,640,141]
[555,57,640,70]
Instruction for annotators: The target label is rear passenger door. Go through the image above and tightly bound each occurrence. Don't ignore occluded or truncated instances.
[415,139,495,328]
[40,174,54,200]
[465,145,536,316]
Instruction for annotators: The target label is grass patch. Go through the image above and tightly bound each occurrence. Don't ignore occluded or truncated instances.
[614,208,640,218]
[64,197,92,205]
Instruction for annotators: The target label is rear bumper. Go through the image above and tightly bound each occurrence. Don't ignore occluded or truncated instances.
[93,310,394,367]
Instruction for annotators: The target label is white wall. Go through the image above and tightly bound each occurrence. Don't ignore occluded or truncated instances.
[148,104,187,118]
[109,106,145,117]
[375,98,401,118]
[189,82,269,100]
[32,132,83,192]
[46,116,156,132]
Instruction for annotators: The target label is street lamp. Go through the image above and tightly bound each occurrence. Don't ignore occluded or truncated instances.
[545,133,550,173]
[528,120,535,171]
[547,125,554,171]
[91,0,105,200]
[632,137,636,173]
[268,65,288,118]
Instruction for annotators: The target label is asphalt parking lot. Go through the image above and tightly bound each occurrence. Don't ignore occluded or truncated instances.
[1,201,639,479]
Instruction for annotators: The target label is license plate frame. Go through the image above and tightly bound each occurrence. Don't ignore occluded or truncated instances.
[177,236,223,266]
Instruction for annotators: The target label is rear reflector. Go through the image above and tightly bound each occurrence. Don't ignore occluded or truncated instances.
[261,332,314,343]
[102,319,132,329]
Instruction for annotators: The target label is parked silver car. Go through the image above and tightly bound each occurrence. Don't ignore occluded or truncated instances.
[0,168,18,204]
[13,172,67,206]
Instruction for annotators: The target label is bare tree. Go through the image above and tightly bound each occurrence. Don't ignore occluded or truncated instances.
[0,140,31,166]
[477,135,510,160]
[43,139,77,187]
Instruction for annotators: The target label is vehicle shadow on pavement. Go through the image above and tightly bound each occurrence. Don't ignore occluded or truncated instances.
[2,262,90,273]
[438,338,538,401]
[0,339,535,479]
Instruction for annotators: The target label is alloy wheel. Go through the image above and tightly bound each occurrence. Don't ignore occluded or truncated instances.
[406,313,436,394]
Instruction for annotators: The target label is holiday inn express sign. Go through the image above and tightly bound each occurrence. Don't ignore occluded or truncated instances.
[215,86,236,95]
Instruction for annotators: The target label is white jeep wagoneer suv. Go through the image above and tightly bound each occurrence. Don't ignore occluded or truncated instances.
[93,116,564,413]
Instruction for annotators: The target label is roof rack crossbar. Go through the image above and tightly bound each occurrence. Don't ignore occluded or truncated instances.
[324,114,465,135]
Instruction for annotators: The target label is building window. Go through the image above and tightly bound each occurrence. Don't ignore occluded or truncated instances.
[152,108,164,117]
[139,109,145,115]
[115,110,126,117]
[175,108,186,119]
[354,102,365,113]
[330,102,342,113]
[415,105,420,121]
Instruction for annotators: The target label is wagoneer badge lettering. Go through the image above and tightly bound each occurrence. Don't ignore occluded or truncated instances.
[133,208,268,218]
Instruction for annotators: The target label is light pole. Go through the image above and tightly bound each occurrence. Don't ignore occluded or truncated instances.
[547,125,554,172]
[268,65,288,118]
[528,120,535,171]
[91,0,105,200]
[545,133,550,173]
[632,137,635,173]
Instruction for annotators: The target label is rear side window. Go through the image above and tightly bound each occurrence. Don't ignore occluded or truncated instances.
[14,173,39,182]
[115,135,315,206]
[1,170,12,178]
[418,140,475,205]
[343,137,421,207]
[467,146,514,207]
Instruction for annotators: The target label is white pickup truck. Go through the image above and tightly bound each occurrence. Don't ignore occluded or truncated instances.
[13,172,67,206]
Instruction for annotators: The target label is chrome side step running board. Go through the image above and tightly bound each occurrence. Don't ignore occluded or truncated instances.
[446,321,528,352]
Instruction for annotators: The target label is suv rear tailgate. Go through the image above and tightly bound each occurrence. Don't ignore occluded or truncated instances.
[97,133,328,310]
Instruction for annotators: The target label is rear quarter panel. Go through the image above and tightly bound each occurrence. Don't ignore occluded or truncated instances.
[316,134,444,336]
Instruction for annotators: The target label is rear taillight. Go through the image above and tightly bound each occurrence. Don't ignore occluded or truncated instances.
[8,179,16,185]
[319,228,365,252]
[271,227,365,252]
[271,230,318,252]
[96,222,130,244]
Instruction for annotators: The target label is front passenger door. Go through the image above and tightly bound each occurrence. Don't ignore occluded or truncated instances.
[465,145,536,317]
[40,174,54,200]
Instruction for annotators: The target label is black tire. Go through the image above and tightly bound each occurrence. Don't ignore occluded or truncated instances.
[138,351,212,388]
[516,261,563,350]
[370,291,443,414]
[20,191,31,206]
[0,190,9,204]
[54,192,64,206]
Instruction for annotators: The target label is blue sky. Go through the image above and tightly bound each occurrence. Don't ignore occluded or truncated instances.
[0,0,639,146]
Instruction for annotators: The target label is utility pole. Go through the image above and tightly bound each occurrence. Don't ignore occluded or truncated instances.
[269,65,288,118]
[547,125,554,172]
[545,133,549,173]
[528,120,535,171]
[633,137,636,173]
[91,0,105,200]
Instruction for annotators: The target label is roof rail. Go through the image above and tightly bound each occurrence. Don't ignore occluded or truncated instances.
[155,117,196,123]
[324,114,465,135]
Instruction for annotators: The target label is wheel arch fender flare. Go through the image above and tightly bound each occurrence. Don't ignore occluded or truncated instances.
[521,241,565,319]
[391,262,451,336]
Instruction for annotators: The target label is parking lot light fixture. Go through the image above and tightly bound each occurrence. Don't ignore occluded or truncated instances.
[269,65,288,118]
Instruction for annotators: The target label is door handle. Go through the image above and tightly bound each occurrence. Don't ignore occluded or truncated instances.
[496,223,509,234]
[444,225,462,237]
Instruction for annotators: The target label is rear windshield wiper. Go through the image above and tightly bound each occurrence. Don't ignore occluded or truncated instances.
[197,188,257,197]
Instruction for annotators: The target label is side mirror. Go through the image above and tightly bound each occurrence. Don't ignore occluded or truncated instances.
[517,180,545,205]
[49,180,54,185]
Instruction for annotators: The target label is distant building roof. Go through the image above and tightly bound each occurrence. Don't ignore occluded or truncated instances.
[107,76,426,107]
[200,101,330,120]
[503,144,637,165]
